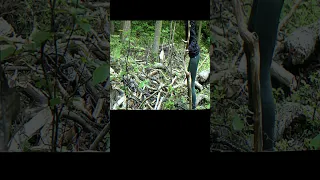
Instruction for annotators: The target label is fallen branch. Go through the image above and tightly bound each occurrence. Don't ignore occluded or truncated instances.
[62,110,99,136]
[138,84,164,109]
[270,61,297,90]
[170,76,177,86]
[195,81,203,91]
[92,98,105,120]
[156,97,164,110]
[154,90,161,110]
[22,82,48,105]
[239,55,297,90]
[89,122,110,150]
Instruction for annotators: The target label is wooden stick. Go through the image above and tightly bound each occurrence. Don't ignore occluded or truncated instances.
[154,90,161,110]
[138,84,163,109]
[89,123,110,150]
[232,0,263,152]
[183,21,192,110]
[92,98,105,120]
[156,97,164,110]
[146,101,153,109]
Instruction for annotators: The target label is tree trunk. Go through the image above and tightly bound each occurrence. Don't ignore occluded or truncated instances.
[120,21,131,43]
[152,21,162,54]
[198,21,202,43]
[110,21,114,34]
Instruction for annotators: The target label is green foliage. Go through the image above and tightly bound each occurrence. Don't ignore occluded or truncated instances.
[212,84,226,101]
[309,134,320,150]
[289,72,320,126]
[211,0,320,152]
[22,140,32,152]
[35,79,47,89]
[23,42,38,51]
[139,79,149,89]
[31,31,52,46]
[0,45,15,61]
[232,113,244,131]
[70,7,86,18]
[112,20,210,50]
[273,88,285,103]
[280,0,320,34]
[164,98,175,109]
[181,96,186,104]
[111,35,123,60]
[50,98,61,107]
[111,20,210,110]
[76,19,91,33]
[93,64,110,85]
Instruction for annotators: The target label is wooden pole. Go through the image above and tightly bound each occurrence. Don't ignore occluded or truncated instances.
[232,0,263,151]
[183,21,193,110]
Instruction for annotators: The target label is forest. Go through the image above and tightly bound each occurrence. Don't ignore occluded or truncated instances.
[210,0,320,152]
[110,20,210,110]
[0,0,110,152]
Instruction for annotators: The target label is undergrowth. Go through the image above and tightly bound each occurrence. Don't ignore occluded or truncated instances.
[111,21,210,110]
[210,0,320,151]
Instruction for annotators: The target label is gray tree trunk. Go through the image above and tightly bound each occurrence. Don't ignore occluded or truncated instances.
[152,21,162,54]
[120,21,131,43]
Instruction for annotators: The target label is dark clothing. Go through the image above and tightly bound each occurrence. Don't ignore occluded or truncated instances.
[244,0,284,150]
[185,20,200,110]
[185,20,200,58]
[188,54,200,109]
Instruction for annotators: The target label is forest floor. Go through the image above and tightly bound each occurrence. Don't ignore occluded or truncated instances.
[110,34,210,110]
[0,1,110,152]
[210,0,320,152]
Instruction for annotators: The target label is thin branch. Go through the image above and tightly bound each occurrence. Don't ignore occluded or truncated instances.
[89,123,110,150]
[278,0,304,31]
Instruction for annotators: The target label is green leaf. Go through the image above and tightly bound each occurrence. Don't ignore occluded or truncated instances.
[35,79,47,89]
[93,64,110,85]
[119,70,126,77]
[71,0,79,5]
[23,42,38,51]
[309,134,320,150]
[139,81,145,89]
[0,45,15,61]
[76,20,91,33]
[35,81,43,88]
[50,98,61,107]
[232,114,244,131]
[81,18,89,23]
[77,21,91,33]
[31,31,51,44]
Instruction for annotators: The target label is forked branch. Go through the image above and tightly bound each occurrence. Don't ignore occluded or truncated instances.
[231,0,263,152]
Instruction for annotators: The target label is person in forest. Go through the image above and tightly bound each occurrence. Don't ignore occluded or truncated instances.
[244,0,284,151]
[185,20,200,110]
